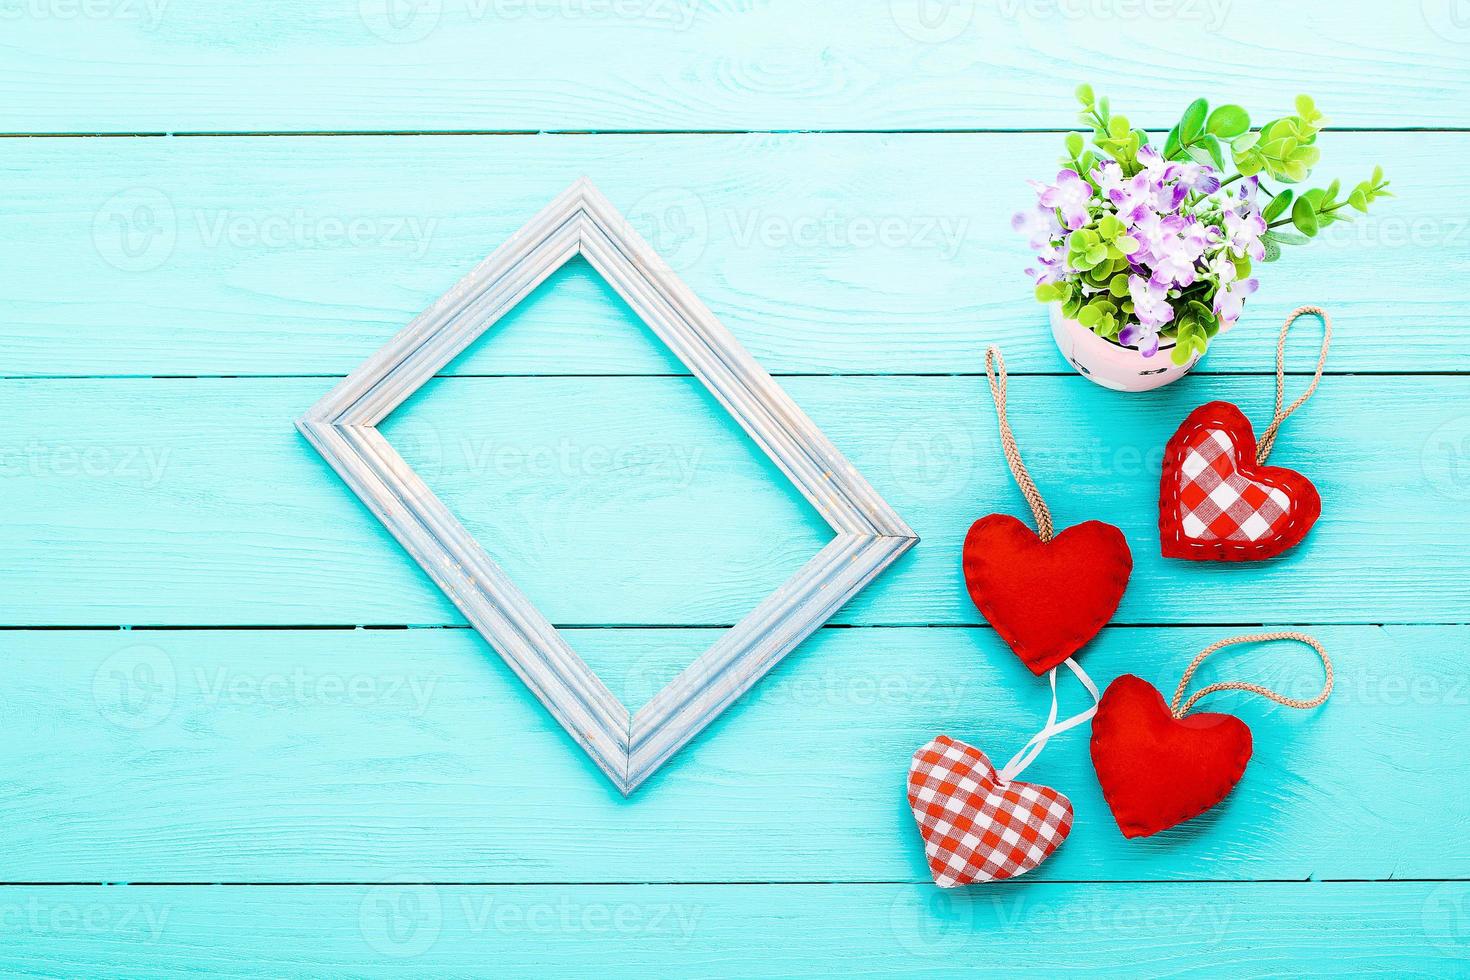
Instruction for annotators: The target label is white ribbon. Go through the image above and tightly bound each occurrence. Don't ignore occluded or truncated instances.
[997,657,1101,784]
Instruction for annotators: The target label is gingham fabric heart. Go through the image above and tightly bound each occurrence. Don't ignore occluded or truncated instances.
[1159,401,1321,562]
[907,736,1073,886]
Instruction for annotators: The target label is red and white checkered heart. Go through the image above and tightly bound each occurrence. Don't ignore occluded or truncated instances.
[907,736,1073,887]
[1159,401,1321,562]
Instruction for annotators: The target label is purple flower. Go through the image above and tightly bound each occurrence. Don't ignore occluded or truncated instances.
[1024,239,1068,285]
[1012,205,1061,250]
[1118,320,1160,357]
[1213,276,1259,331]
[1230,176,1261,213]
[1032,169,1094,230]
[1223,205,1266,260]
[1109,171,1158,225]
[1174,159,1221,195]
[1136,145,1171,181]
[1126,274,1175,356]
[1147,215,1211,288]
[1207,250,1239,285]
[1091,160,1127,200]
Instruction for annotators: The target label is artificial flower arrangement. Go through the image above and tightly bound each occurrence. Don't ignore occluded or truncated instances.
[1016,85,1390,383]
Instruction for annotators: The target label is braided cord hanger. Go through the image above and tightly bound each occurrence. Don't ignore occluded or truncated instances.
[984,346,1054,542]
[1170,631,1334,720]
[1256,306,1332,464]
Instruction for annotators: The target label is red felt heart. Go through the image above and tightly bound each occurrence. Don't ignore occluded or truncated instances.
[908,736,1073,886]
[1159,401,1321,562]
[962,514,1132,675]
[1089,674,1253,839]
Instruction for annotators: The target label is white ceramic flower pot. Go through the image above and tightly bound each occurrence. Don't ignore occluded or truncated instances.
[1048,303,1200,392]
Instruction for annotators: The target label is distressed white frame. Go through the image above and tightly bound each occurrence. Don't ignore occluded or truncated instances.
[298,179,916,794]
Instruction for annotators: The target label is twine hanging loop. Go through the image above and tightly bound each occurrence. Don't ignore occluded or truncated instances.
[1170,631,1334,720]
[984,346,1054,542]
[1256,306,1332,464]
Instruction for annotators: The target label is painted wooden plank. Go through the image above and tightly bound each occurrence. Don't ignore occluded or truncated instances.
[3,625,1465,882]
[0,882,1460,976]
[0,375,1465,627]
[4,132,1462,377]
[3,1,1468,133]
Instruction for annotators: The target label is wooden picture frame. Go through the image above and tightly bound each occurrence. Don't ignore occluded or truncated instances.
[298,179,917,794]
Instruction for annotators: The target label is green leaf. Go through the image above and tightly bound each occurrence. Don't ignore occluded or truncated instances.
[1373,164,1384,184]
[1107,114,1131,139]
[1264,229,1310,246]
[1076,83,1095,106]
[1294,93,1325,128]
[1065,132,1084,158]
[1199,134,1226,171]
[1348,188,1370,212]
[1206,104,1250,138]
[1262,188,1293,222]
[1291,195,1320,236]
[1231,131,1260,154]
[1180,98,1208,141]
[1261,118,1293,141]
[1163,125,1182,159]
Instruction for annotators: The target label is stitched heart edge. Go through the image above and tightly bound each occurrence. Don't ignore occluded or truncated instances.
[964,515,1133,675]
[1089,676,1254,839]
[1158,401,1322,562]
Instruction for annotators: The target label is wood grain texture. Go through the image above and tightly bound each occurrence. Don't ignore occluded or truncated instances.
[0,882,1462,976]
[1,375,1464,627]
[4,625,1465,882]
[2,0,1468,132]
[6,4,1467,966]
[4,132,1464,377]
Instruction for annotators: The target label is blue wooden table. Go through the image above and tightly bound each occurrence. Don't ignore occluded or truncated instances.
[3,2,1468,975]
